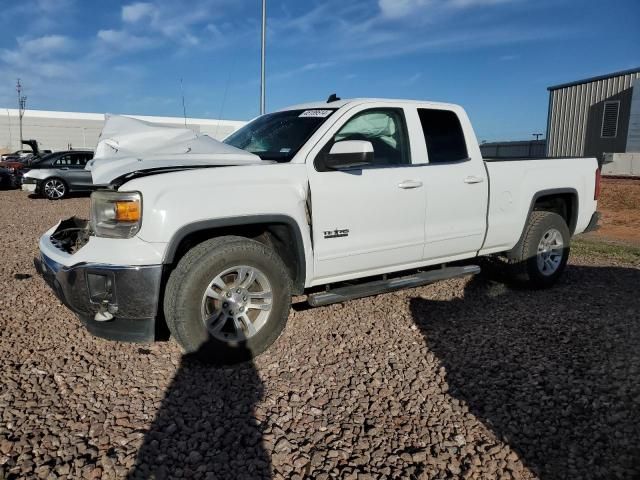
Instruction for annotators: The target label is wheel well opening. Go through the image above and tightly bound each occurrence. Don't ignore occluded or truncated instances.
[533,193,576,234]
[168,222,305,294]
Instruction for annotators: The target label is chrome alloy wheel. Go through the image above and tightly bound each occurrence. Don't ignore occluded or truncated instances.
[44,179,65,199]
[201,265,273,343]
[537,228,564,276]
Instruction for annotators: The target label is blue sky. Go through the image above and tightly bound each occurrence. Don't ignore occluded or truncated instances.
[0,0,638,141]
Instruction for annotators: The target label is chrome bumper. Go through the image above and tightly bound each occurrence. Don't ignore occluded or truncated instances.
[35,253,163,342]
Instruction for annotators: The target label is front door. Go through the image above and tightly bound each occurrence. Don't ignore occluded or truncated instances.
[307,107,426,282]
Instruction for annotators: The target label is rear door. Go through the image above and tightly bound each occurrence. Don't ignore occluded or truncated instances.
[54,153,91,190]
[416,107,489,260]
[71,153,94,188]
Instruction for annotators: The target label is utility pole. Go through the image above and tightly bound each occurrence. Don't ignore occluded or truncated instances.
[260,0,266,115]
[180,77,187,127]
[532,133,543,141]
[16,79,27,145]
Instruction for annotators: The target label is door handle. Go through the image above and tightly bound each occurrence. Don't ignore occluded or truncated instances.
[398,180,423,189]
[464,176,484,184]
[59,167,69,171]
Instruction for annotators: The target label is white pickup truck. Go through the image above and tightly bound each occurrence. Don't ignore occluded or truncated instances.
[35,98,600,362]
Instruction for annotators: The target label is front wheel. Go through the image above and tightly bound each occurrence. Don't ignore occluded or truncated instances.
[42,178,67,200]
[164,236,292,364]
[506,211,571,288]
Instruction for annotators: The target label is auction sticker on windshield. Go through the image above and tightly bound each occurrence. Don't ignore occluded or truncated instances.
[299,110,333,118]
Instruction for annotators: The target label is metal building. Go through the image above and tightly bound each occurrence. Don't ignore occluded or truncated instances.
[546,67,640,160]
[0,108,246,153]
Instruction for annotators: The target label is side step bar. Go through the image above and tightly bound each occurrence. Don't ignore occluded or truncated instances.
[307,265,481,307]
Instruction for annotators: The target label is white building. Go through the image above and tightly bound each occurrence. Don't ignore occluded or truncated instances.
[0,108,246,153]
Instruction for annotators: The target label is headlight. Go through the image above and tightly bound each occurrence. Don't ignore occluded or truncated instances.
[90,190,142,238]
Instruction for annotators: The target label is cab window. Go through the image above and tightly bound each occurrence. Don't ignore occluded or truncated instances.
[417,108,468,163]
[317,108,410,170]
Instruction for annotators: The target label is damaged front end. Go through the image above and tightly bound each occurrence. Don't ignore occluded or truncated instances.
[35,215,164,343]
[50,217,91,254]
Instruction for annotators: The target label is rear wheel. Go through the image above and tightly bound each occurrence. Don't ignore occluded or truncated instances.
[506,211,570,288]
[164,236,292,364]
[42,178,67,200]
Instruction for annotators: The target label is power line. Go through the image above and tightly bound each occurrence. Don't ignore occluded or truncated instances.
[16,78,27,144]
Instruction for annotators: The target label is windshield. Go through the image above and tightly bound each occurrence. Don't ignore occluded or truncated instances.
[224,108,336,162]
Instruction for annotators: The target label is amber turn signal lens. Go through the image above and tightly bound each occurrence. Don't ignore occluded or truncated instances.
[114,200,141,222]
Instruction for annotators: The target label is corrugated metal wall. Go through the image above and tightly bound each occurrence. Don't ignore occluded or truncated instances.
[0,110,244,152]
[547,70,640,157]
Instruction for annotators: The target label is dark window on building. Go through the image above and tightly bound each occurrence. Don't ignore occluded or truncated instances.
[417,108,468,163]
[601,101,620,138]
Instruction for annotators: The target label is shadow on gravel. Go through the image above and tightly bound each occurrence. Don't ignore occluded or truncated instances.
[410,265,640,480]
[127,345,271,480]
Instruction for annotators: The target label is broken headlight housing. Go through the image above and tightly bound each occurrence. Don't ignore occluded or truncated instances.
[90,190,142,238]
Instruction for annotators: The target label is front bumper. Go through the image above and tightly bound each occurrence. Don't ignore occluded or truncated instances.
[22,182,36,192]
[34,252,163,342]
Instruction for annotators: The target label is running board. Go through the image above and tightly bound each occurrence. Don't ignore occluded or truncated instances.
[307,265,481,307]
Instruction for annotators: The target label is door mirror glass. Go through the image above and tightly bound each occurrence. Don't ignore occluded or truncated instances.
[325,140,374,170]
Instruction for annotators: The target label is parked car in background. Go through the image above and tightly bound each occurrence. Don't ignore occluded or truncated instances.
[0,140,52,178]
[1,149,32,162]
[21,150,95,199]
[0,167,18,189]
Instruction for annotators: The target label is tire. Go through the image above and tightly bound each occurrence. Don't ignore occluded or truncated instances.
[42,178,67,200]
[164,236,292,364]
[505,211,571,289]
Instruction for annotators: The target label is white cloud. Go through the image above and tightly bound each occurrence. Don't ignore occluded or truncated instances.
[450,0,513,7]
[122,2,155,23]
[269,62,336,82]
[379,0,431,19]
[18,35,71,56]
[378,0,514,18]
[118,0,240,47]
[402,72,423,85]
[96,29,158,52]
[36,0,74,12]
[0,35,74,79]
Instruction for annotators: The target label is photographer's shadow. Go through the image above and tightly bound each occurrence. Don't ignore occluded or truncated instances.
[410,265,640,479]
[127,343,271,479]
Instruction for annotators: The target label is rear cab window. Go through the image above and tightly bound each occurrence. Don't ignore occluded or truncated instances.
[417,108,468,163]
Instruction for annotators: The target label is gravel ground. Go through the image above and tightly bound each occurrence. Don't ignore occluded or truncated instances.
[1,189,639,480]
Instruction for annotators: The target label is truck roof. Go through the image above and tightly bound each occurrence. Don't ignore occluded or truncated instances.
[281,98,460,111]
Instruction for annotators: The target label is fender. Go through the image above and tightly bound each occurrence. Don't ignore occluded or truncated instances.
[163,214,307,294]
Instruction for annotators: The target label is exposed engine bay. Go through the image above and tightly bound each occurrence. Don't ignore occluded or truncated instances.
[50,217,91,254]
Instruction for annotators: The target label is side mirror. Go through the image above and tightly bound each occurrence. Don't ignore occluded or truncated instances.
[325,140,374,170]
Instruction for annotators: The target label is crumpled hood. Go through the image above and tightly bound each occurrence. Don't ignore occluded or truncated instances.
[87,115,260,184]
